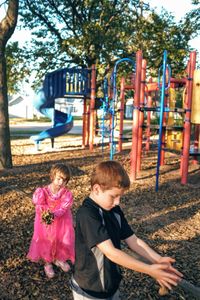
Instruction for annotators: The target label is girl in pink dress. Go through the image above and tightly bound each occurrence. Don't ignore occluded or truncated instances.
[27,163,75,279]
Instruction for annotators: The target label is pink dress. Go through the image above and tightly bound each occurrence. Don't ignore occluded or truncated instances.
[27,186,75,264]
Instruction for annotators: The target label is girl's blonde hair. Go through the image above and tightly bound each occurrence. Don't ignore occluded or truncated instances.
[91,161,130,191]
[50,163,71,183]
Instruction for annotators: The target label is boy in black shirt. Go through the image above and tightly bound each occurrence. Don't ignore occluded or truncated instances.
[71,161,182,299]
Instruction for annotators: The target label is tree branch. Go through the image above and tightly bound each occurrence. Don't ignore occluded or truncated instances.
[0,0,19,44]
[25,0,63,43]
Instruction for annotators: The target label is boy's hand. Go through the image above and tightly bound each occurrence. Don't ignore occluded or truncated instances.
[157,256,183,282]
[157,256,175,265]
[149,263,183,290]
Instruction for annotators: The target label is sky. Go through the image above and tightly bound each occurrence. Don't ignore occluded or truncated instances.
[147,0,195,20]
[0,0,198,97]
[146,0,200,52]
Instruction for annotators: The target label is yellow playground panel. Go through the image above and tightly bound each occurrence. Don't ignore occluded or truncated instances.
[166,88,183,151]
[166,131,183,151]
[191,69,200,124]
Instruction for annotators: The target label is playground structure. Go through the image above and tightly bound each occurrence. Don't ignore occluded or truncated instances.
[92,50,199,189]
[31,68,92,149]
[113,50,199,189]
[31,50,199,188]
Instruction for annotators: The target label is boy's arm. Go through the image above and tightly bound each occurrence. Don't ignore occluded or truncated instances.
[125,234,162,263]
[125,234,183,288]
[97,238,182,290]
[125,234,180,267]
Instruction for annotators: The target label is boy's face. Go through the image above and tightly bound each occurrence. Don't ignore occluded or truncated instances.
[92,185,125,211]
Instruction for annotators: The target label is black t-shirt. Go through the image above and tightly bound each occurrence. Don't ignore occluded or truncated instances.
[73,197,134,299]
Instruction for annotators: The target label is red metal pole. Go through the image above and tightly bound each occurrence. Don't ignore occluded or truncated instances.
[160,68,170,166]
[137,59,146,172]
[160,94,168,166]
[118,77,125,152]
[130,50,142,182]
[145,78,153,152]
[89,65,96,151]
[86,104,90,146]
[180,86,187,175]
[181,51,196,184]
[82,97,87,148]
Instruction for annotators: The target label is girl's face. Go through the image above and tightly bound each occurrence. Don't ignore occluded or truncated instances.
[52,172,67,189]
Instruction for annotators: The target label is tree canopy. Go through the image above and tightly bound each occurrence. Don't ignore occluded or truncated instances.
[6,41,31,94]
[18,0,199,87]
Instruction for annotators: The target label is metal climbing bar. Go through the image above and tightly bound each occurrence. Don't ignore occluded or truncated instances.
[101,78,109,155]
[110,58,135,160]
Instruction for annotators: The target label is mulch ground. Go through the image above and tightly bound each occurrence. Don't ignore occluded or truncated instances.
[0,136,200,300]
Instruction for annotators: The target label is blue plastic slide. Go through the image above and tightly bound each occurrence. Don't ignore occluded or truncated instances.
[30,89,73,143]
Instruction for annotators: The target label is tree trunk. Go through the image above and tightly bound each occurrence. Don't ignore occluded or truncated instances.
[0,0,19,169]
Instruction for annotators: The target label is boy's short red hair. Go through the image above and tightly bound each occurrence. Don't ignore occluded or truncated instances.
[91,161,130,191]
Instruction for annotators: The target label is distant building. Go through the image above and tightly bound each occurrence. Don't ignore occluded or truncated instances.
[8,94,84,119]
[55,97,83,117]
[8,94,35,119]
[125,98,133,119]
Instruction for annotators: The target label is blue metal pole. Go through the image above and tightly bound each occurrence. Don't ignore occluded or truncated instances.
[101,78,109,155]
[110,58,135,160]
[155,50,168,191]
[101,101,105,155]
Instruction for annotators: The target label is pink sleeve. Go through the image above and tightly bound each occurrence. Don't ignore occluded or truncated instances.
[32,187,48,213]
[53,190,73,218]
